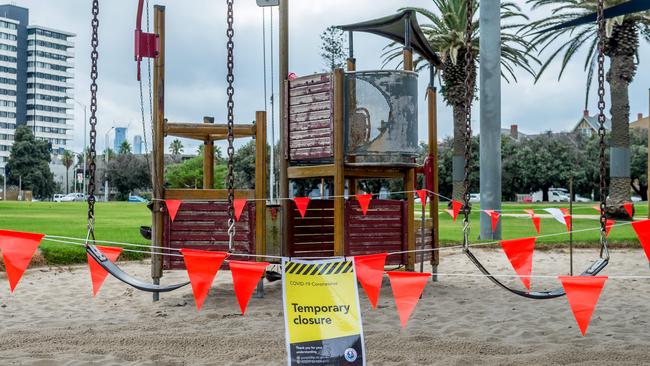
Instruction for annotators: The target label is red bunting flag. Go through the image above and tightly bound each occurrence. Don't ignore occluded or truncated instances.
[387,271,430,328]
[631,219,650,262]
[354,253,387,309]
[624,202,633,218]
[524,209,535,217]
[416,189,427,210]
[500,237,536,290]
[592,205,601,212]
[87,245,123,297]
[605,219,616,238]
[532,216,541,235]
[293,197,311,219]
[451,200,463,222]
[560,208,569,216]
[446,209,454,218]
[355,193,373,216]
[558,276,608,336]
[484,210,500,232]
[0,230,44,292]
[165,199,183,222]
[564,215,572,232]
[234,199,248,221]
[229,260,268,315]
[180,249,227,311]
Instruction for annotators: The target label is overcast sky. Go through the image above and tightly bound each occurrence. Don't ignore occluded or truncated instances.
[14,0,650,154]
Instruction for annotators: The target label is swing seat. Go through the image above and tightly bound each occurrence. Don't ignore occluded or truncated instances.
[86,244,189,293]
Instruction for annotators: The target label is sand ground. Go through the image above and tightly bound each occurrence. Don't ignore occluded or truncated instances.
[0,248,649,365]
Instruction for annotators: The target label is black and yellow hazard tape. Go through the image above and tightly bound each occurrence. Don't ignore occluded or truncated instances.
[284,260,353,275]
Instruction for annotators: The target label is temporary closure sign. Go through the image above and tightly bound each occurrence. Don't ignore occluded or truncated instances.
[282,258,366,366]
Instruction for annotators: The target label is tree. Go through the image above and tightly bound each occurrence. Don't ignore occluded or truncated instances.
[320,25,347,71]
[526,0,650,217]
[165,156,227,189]
[103,148,116,161]
[5,126,55,199]
[169,138,184,156]
[119,140,132,155]
[105,154,151,200]
[61,150,74,194]
[630,129,648,200]
[383,2,537,200]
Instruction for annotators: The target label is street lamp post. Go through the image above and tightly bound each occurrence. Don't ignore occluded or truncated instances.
[74,99,87,196]
[105,126,115,202]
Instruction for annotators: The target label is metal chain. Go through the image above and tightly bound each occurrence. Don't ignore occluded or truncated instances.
[139,0,152,185]
[226,0,236,251]
[87,0,100,237]
[462,0,474,248]
[596,0,607,251]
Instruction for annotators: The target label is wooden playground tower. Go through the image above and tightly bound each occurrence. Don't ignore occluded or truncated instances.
[149,3,442,288]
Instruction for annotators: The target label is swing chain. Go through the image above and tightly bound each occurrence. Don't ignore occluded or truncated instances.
[87,0,100,237]
[462,0,474,248]
[597,0,607,246]
[226,0,236,251]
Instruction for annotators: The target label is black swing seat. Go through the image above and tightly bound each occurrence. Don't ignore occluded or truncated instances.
[464,249,608,300]
[86,244,190,293]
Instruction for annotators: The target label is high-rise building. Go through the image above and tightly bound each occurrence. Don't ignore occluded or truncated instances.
[0,4,74,173]
[133,135,142,154]
[114,127,127,152]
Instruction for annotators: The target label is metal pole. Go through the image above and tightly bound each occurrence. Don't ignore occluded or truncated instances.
[83,105,87,196]
[419,202,425,273]
[479,0,502,240]
[569,176,573,276]
[647,88,649,219]
[279,0,289,257]
[3,169,6,201]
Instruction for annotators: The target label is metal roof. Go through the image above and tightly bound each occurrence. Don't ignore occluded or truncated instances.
[338,9,442,67]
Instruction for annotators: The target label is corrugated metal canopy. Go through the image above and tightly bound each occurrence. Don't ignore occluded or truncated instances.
[339,10,441,67]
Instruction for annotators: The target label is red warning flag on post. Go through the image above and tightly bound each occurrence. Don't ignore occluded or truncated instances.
[524,209,535,217]
[564,215,572,232]
[592,205,601,212]
[234,199,248,221]
[229,260,268,315]
[164,199,183,222]
[451,200,463,222]
[624,202,633,218]
[558,276,608,336]
[293,197,311,219]
[500,237,536,290]
[180,249,227,311]
[354,253,387,309]
[484,210,500,232]
[560,208,569,216]
[532,217,541,235]
[387,271,430,328]
[0,230,44,292]
[355,194,373,216]
[87,245,123,297]
[416,189,427,210]
[605,219,616,238]
[631,219,650,262]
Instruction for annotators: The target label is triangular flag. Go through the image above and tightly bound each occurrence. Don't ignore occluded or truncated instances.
[500,237,536,290]
[564,215,572,232]
[355,193,373,216]
[605,219,616,238]
[180,249,227,311]
[544,208,567,225]
[592,205,601,212]
[354,253,387,309]
[416,189,427,210]
[558,276,608,336]
[484,210,500,232]
[229,260,268,315]
[524,209,535,217]
[624,202,633,218]
[532,216,541,235]
[0,230,44,292]
[387,271,430,328]
[293,197,310,219]
[560,208,569,215]
[446,209,454,218]
[87,245,123,297]
[234,199,248,221]
[165,199,183,222]
[631,219,650,262]
[451,200,463,222]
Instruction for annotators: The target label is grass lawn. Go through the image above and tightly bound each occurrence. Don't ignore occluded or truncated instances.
[0,200,646,265]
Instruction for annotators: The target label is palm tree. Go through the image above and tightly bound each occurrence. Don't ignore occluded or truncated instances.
[61,150,74,194]
[383,1,537,200]
[169,139,184,156]
[526,1,650,216]
[119,140,132,155]
[103,148,116,161]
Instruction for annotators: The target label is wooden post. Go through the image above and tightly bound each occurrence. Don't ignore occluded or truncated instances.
[405,168,416,270]
[333,69,345,256]
[647,88,649,219]
[203,116,215,189]
[346,57,356,196]
[403,49,413,71]
[151,5,165,301]
[255,111,267,260]
[279,0,290,257]
[428,85,440,276]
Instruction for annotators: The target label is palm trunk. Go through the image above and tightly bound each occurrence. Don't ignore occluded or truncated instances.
[65,168,69,194]
[452,104,466,201]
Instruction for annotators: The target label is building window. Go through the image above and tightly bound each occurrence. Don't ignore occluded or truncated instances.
[0,21,18,30]
[28,39,70,51]
[28,28,68,41]
[27,72,70,83]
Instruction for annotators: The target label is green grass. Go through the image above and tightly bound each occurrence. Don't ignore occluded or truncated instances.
[0,201,151,264]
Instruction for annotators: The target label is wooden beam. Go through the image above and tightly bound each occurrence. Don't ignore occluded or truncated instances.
[163,189,255,200]
[151,5,165,293]
[428,86,440,269]
[287,164,336,179]
[333,69,345,256]
[343,166,406,179]
[203,117,214,189]
[403,49,413,71]
[279,0,290,258]
[405,168,416,271]
[165,123,256,140]
[255,111,267,260]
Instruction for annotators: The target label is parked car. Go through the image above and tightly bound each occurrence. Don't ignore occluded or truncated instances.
[128,195,147,203]
[532,190,569,203]
[60,192,86,202]
[631,195,642,202]
[53,194,65,202]
[574,195,591,203]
